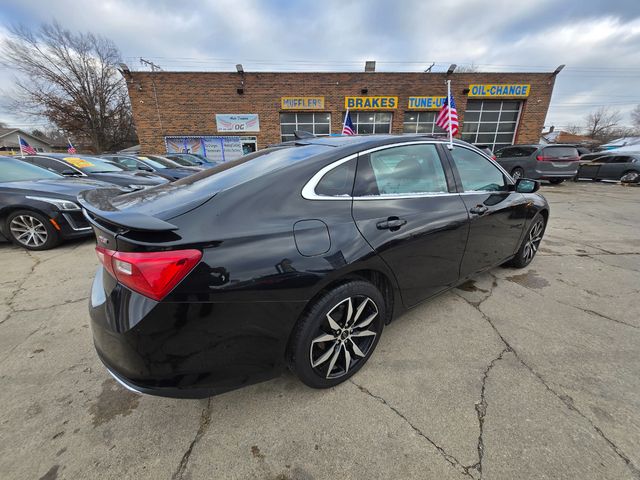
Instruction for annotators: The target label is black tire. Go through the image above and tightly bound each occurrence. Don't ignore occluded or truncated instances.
[621,170,639,183]
[549,178,564,184]
[511,167,524,180]
[505,213,546,268]
[288,280,385,389]
[5,210,60,250]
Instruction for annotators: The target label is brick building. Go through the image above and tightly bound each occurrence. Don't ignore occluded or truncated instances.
[123,67,558,162]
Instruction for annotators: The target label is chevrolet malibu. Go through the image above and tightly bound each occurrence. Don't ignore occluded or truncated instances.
[80,136,549,398]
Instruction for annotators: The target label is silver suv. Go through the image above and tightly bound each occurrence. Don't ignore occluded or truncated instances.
[495,145,580,184]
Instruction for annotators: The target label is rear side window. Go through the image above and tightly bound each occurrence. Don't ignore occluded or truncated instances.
[612,156,632,163]
[495,146,536,158]
[0,158,62,182]
[27,157,69,174]
[356,144,449,196]
[315,158,356,196]
[543,147,579,159]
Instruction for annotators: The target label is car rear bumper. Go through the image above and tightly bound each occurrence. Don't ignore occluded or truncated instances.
[533,161,579,180]
[89,267,305,398]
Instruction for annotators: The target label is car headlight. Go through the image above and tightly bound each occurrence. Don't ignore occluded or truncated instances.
[26,196,81,211]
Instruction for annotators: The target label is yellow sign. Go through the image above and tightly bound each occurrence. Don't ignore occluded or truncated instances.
[281,97,325,109]
[468,84,530,97]
[345,96,398,110]
[64,157,94,168]
[408,96,446,110]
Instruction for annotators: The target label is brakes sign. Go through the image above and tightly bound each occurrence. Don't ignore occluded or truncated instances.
[64,157,94,168]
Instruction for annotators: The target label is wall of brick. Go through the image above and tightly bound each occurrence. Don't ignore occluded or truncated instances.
[124,71,557,153]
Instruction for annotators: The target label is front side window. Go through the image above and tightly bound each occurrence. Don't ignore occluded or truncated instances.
[27,157,71,174]
[495,146,537,158]
[403,112,446,134]
[356,144,448,196]
[450,147,508,192]
[280,113,331,142]
[347,112,392,134]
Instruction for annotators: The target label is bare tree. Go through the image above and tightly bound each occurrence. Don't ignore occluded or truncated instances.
[564,124,582,135]
[455,62,479,73]
[584,106,622,141]
[0,22,137,152]
[631,104,640,129]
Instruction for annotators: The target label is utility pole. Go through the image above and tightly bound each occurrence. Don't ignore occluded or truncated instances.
[140,57,162,72]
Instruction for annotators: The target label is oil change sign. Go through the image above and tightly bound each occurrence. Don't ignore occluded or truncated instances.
[468,84,530,97]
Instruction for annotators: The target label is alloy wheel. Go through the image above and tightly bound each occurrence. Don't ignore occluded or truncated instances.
[511,168,524,180]
[522,220,544,264]
[309,295,379,379]
[10,214,48,248]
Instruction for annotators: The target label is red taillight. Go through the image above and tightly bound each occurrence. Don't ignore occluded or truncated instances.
[96,246,202,301]
[492,155,497,160]
[536,155,545,161]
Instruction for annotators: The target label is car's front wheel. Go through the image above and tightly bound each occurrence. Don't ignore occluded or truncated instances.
[511,167,524,180]
[505,214,546,268]
[288,280,385,389]
[6,210,60,250]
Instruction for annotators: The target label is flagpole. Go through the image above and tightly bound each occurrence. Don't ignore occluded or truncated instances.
[447,80,453,150]
[18,134,24,158]
[342,109,349,133]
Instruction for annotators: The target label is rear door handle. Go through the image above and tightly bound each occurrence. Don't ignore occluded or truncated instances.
[469,205,489,215]
[376,217,407,231]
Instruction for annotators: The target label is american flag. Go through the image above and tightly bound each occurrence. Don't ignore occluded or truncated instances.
[19,136,36,155]
[435,94,459,136]
[67,139,76,154]
[342,111,355,135]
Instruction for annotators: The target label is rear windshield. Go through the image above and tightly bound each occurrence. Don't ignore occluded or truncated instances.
[0,158,62,182]
[61,156,125,173]
[137,155,181,169]
[543,147,579,159]
[495,146,537,158]
[174,145,331,192]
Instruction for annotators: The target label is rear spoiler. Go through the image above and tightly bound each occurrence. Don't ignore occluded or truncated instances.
[77,189,178,232]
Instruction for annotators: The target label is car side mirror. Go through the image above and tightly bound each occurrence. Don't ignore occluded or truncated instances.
[515,178,540,193]
[138,165,153,172]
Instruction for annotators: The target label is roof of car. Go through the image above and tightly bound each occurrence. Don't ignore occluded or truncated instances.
[277,134,469,149]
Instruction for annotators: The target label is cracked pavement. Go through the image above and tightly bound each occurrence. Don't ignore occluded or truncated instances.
[0,182,639,480]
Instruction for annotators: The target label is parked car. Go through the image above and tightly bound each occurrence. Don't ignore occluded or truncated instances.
[19,153,168,190]
[80,135,549,398]
[473,144,495,159]
[0,157,110,250]
[165,152,220,168]
[579,151,610,163]
[494,145,580,183]
[101,154,201,180]
[576,153,640,182]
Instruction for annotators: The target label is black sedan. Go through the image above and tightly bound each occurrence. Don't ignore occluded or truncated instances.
[100,154,201,180]
[576,153,640,182]
[80,135,549,398]
[19,153,168,190]
[0,157,110,250]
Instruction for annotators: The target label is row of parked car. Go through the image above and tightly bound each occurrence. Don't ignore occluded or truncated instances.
[0,152,220,250]
[486,144,640,184]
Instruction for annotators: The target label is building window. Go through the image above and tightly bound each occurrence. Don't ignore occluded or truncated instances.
[345,112,393,134]
[460,100,522,151]
[280,113,331,142]
[403,112,446,134]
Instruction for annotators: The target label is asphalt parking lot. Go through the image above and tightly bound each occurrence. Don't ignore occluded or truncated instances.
[0,181,638,480]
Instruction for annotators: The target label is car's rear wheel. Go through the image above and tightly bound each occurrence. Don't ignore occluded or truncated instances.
[6,210,60,251]
[288,280,385,389]
[549,178,564,184]
[505,214,546,268]
[511,167,524,180]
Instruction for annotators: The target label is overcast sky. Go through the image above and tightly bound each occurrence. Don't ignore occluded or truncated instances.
[1,0,639,132]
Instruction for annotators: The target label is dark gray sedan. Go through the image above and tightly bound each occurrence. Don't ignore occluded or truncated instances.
[576,153,640,182]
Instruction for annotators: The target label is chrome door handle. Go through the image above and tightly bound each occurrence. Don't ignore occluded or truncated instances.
[376,217,407,231]
[469,205,489,215]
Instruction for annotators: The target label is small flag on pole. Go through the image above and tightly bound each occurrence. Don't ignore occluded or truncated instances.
[342,111,356,136]
[435,91,459,137]
[67,139,76,154]
[18,136,37,155]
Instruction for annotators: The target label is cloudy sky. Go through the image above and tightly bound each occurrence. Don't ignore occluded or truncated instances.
[1,0,639,132]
